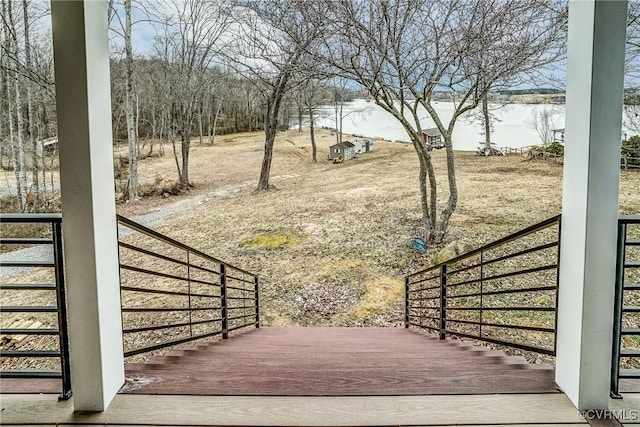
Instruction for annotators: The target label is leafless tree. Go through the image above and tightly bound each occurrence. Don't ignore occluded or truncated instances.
[22,0,40,198]
[1,0,58,209]
[314,0,563,243]
[530,106,560,146]
[109,0,140,199]
[152,0,231,189]
[623,1,640,134]
[302,79,330,163]
[227,0,327,191]
[464,94,510,153]
[1,0,27,209]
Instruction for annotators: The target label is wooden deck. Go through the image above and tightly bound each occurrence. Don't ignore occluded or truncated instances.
[0,393,601,425]
[121,327,559,396]
[4,328,640,425]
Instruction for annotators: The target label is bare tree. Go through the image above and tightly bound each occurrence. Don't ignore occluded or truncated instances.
[315,0,563,243]
[1,0,56,206]
[152,0,231,189]
[480,95,499,151]
[227,0,326,191]
[109,0,161,200]
[530,107,560,146]
[0,0,8,174]
[119,0,139,199]
[302,79,330,163]
[623,1,640,134]
[2,0,28,210]
[22,0,40,198]
[462,93,507,154]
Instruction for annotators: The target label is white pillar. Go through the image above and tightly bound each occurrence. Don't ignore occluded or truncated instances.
[556,0,627,410]
[51,1,124,411]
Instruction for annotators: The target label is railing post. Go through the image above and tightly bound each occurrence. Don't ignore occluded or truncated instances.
[254,276,260,328]
[610,221,626,399]
[479,251,484,339]
[404,277,409,328]
[553,218,562,355]
[52,221,72,401]
[187,249,192,337]
[439,264,447,340]
[220,264,228,339]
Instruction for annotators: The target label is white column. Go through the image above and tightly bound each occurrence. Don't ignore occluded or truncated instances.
[556,0,627,410]
[51,1,124,411]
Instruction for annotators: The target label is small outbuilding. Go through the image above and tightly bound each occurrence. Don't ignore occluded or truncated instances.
[328,141,356,161]
[422,128,444,150]
[351,138,374,154]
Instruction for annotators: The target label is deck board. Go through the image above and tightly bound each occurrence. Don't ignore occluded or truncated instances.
[0,377,60,394]
[0,394,588,425]
[122,327,559,396]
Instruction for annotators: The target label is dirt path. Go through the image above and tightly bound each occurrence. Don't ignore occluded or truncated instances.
[0,175,300,280]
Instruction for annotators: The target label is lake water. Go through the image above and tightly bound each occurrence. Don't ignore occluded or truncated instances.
[314,99,566,151]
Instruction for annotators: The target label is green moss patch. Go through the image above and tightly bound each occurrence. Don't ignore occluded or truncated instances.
[242,230,305,250]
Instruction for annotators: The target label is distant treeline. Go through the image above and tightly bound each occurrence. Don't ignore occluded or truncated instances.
[497,88,564,95]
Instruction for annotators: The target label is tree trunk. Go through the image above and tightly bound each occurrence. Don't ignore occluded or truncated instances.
[211,100,221,145]
[124,0,138,200]
[197,105,203,145]
[298,106,303,132]
[309,106,317,163]
[334,99,340,145]
[417,155,431,240]
[6,77,25,211]
[413,135,438,242]
[150,103,157,142]
[38,102,46,194]
[8,0,27,209]
[169,120,182,185]
[207,98,214,144]
[23,0,40,198]
[338,95,344,144]
[434,133,458,242]
[482,95,491,154]
[180,129,190,188]
[257,98,278,191]
[0,0,6,174]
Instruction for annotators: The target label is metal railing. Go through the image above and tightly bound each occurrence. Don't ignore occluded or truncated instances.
[0,214,72,400]
[405,215,561,356]
[611,215,640,398]
[116,215,259,358]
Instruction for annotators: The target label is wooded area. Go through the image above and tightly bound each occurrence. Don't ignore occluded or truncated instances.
[0,0,355,207]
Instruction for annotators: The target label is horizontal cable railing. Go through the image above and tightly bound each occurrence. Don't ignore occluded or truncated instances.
[406,215,561,356]
[611,215,640,398]
[116,215,259,359]
[0,214,72,400]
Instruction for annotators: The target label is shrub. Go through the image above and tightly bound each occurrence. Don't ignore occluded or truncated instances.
[528,142,564,157]
[137,177,182,198]
[545,141,564,156]
[622,136,640,167]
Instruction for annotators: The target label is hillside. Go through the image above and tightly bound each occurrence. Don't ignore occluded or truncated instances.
[114,128,638,327]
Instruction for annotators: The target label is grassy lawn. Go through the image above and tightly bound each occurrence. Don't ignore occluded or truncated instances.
[2,128,639,366]
[115,128,640,328]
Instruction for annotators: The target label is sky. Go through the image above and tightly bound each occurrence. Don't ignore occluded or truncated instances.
[36,0,640,92]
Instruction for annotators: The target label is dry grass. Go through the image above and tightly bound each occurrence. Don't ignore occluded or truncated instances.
[2,128,639,366]
[112,128,639,328]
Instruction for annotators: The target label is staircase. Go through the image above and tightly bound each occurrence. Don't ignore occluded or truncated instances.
[121,327,556,396]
